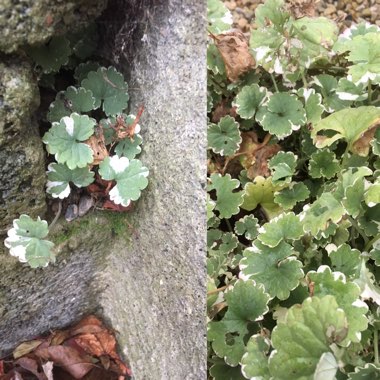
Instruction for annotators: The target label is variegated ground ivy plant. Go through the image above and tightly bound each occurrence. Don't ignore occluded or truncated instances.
[4,25,149,268]
[208,0,380,379]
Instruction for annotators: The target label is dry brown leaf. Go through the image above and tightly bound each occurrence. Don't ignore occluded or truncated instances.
[15,357,47,380]
[85,128,109,166]
[352,126,379,156]
[212,30,255,82]
[211,101,237,123]
[35,346,93,379]
[13,340,43,359]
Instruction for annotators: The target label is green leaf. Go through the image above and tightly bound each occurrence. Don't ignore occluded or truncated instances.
[313,74,351,112]
[208,174,244,219]
[354,260,380,306]
[327,243,361,278]
[207,0,233,34]
[242,177,283,219]
[241,241,304,300]
[46,163,95,199]
[255,0,288,29]
[342,33,380,85]
[298,88,324,124]
[268,296,348,380]
[74,62,101,83]
[4,215,55,268]
[69,24,99,60]
[82,67,129,116]
[269,151,297,185]
[233,84,267,119]
[27,36,71,73]
[25,238,56,269]
[336,78,367,102]
[47,86,96,123]
[274,182,310,210]
[99,156,149,207]
[208,280,270,366]
[358,204,380,236]
[308,149,340,179]
[208,116,242,156]
[348,364,380,379]
[223,280,270,331]
[258,212,303,248]
[364,182,380,207]
[219,232,238,254]
[301,193,345,235]
[43,113,95,169]
[209,361,246,380]
[307,266,368,345]
[115,135,143,159]
[311,106,380,156]
[256,93,306,139]
[234,215,259,241]
[241,334,271,380]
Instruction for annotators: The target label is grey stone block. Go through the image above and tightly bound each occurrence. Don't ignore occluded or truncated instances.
[0,0,206,379]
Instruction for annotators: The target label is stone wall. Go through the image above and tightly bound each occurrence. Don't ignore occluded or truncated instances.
[0,0,206,378]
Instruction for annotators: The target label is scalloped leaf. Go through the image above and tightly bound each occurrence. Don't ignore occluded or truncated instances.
[242,177,283,219]
[208,116,242,156]
[98,156,149,207]
[43,113,95,169]
[258,212,303,248]
[82,67,129,116]
[307,266,368,345]
[269,151,297,185]
[301,193,345,235]
[27,36,71,73]
[115,134,143,159]
[311,106,380,156]
[208,174,244,219]
[233,84,267,119]
[256,93,306,139]
[47,86,96,123]
[209,361,246,380]
[327,244,361,278]
[234,215,259,241]
[268,296,348,379]
[308,149,340,179]
[240,241,304,300]
[4,215,55,268]
[348,364,380,379]
[241,334,271,380]
[46,163,95,199]
[207,0,233,34]
[74,62,101,83]
[364,182,380,207]
[298,88,324,124]
[274,182,310,210]
[208,280,270,366]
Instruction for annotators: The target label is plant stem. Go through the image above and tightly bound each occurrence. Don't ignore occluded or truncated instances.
[348,216,369,246]
[49,201,62,230]
[368,79,373,104]
[207,285,228,296]
[226,219,233,233]
[365,233,380,252]
[301,71,308,88]
[270,73,280,93]
[374,328,379,366]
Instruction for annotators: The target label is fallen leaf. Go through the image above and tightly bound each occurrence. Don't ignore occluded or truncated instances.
[85,128,109,166]
[211,30,255,82]
[35,346,93,379]
[352,126,379,156]
[13,340,43,359]
[42,362,54,380]
[101,200,133,212]
[15,357,46,380]
[211,101,237,123]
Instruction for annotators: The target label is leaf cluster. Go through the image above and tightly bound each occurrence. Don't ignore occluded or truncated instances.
[207,0,380,378]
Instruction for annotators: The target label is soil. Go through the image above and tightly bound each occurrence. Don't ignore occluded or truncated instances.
[225,0,380,33]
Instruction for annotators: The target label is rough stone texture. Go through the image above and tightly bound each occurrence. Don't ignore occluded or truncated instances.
[0,0,206,379]
[0,0,107,53]
[0,57,47,237]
